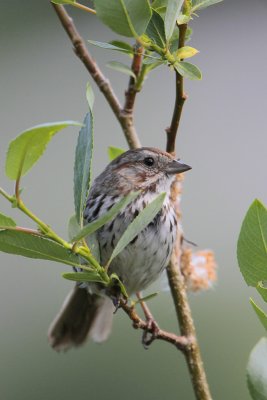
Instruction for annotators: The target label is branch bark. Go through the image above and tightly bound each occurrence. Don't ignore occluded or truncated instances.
[165,19,212,400]
[166,23,188,155]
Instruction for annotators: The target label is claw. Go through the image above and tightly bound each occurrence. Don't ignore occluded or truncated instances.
[142,318,160,349]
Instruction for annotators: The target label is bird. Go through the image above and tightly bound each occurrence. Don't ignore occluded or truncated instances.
[48,147,191,350]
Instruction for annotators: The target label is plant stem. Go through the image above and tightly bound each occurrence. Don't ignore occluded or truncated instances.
[52,3,141,149]
[166,23,188,154]
[123,43,144,115]
[72,2,96,14]
[0,187,13,202]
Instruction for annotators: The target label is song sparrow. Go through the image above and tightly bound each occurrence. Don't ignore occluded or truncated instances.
[48,147,191,350]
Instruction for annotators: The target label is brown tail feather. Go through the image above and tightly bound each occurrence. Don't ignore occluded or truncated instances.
[48,286,114,351]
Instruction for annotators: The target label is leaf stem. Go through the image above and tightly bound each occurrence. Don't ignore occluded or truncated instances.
[72,2,96,14]
[0,187,13,202]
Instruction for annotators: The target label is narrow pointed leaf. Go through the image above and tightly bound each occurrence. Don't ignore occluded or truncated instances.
[0,212,16,228]
[68,214,100,262]
[250,298,267,331]
[74,113,94,225]
[192,0,223,12]
[6,121,81,180]
[134,292,158,304]
[174,61,202,80]
[257,282,267,303]
[0,230,80,267]
[51,0,76,4]
[237,199,267,286]
[247,337,267,400]
[62,271,105,283]
[146,11,166,47]
[108,192,166,265]
[110,41,133,54]
[94,0,152,38]
[109,273,128,298]
[106,61,136,80]
[86,82,95,111]
[164,0,184,40]
[108,146,125,161]
[72,191,140,242]
[88,40,133,55]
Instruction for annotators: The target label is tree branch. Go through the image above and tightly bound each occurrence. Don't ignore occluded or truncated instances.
[123,43,144,115]
[51,3,141,149]
[121,301,189,351]
[165,17,212,400]
[166,23,188,155]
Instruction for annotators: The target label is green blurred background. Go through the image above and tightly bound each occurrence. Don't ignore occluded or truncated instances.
[0,1,266,399]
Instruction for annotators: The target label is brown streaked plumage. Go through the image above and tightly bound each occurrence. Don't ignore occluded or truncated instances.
[48,147,191,351]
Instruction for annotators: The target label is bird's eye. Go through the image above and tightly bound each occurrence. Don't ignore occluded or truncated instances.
[144,157,155,167]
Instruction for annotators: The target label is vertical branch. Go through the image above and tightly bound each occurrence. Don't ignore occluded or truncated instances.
[165,14,212,400]
[123,44,144,115]
[166,24,188,155]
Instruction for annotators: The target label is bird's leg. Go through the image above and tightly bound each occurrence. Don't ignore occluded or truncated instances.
[136,292,160,348]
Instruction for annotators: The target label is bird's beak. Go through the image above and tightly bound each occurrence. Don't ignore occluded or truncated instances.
[166,159,192,175]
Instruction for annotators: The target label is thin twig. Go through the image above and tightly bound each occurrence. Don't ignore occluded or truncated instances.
[166,23,188,155]
[51,3,141,149]
[123,43,144,115]
[72,2,96,14]
[121,301,189,351]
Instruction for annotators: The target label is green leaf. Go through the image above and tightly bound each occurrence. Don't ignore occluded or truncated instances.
[146,11,166,48]
[192,0,223,12]
[0,230,80,267]
[6,121,81,181]
[174,61,202,80]
[110,41,133,54]
[143,60,165,72]
[94,0,152,38]
[237,199,267,286]
[108,146,125,161]
[72,191,140,242]
[106,61,136,80]
[0,212,16,229]
[51,0,76,4]
[257,282,267,303]
[85,232,100,263]
[250,298,267,331]
[247,337,267,400]
[107,192,166,265]
[134,292,158,305]
[88,40,133,55]
[109,273,128,298]
[164,0,184,41]
[74,114,94,226]
[68,214,80,241]
[152,0,168,10]
[86,82,95,111]
[62,271,105,284]
[68,214,100,262]
[175,46,199,60]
